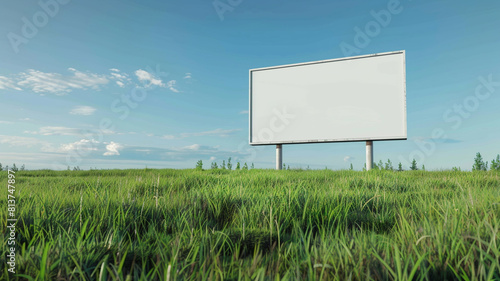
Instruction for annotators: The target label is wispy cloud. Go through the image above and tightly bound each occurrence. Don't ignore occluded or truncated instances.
[17,68,109,94]
[158,128,240,140]
[167,80,179,93]
[70,106,97,116]
[26,126,116,136]
[0,121,13,124]
[0,76,22,91]
[26,126,81,136]
[184,73,192,79]
[135,69,165,88]
[180,128,240,138]
[344,156,354,162]
[412,137,462,144]
[239,110,249,114]
[0,135,47,147]
[109,69,131,87]
[183,144,200,151]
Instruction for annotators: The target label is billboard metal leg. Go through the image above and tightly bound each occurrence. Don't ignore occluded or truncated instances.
[366,141,373,171]
[276,144,282,170]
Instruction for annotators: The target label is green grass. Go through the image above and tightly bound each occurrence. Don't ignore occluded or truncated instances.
[1,169,499,280]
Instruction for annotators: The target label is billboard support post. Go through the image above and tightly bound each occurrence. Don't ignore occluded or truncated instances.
[366,141,373,171]
[276,144,282,170]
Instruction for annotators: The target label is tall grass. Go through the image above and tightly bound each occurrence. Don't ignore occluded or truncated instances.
[0,169,499,280]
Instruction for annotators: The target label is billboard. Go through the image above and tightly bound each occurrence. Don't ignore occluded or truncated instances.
[249,51,406,145]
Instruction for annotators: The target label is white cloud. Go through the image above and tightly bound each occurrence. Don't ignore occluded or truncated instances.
[17,68,109,94]
[135,69,165,88]
[183,144,200,151]
[60,139,99,152]
[110,70,131,88]
[184,73,192,79]
[162,135,175,139]
[167,80,179,93]
[239,110,249,114]
[70,106,97,116]
[0,76,22,91]
[344,156,354,162]
[19,118,31,121]
[209,156,216,161]
[110,72,127,80]
[104,142,123,156]
[0,121,12,124]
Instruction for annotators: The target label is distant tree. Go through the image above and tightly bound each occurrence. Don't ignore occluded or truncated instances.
[490,155,500,171]
[236,162,241,170]
[73,166,80,171]
[473,152,487,171]
[287,165,290,170]
[378,160,384,170]
[20,164,25,171]
[363,163,366,171]
[211,161,218,169]
[410,159,418,171]
[421,164,425,171]
[452,166,461,172]
[0,163,3,171]
[196,160,203,171]
[5,165,8,171]
[350,163,354,171]
[385,159,393,171]
[227,157,232,170]
[251,163,254,169]
[221,160,226,169]
[283,163,286,170]
[11,164,18,172]
[398,162,403,172]
[306,165,310,170]
[242,162,248,170]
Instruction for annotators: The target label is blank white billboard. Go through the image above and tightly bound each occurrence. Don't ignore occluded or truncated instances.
[249,51,406,145]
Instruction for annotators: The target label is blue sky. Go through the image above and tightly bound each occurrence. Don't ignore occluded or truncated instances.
[0,0,499,170]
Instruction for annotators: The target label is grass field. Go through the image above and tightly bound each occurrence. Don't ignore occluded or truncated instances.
[1,169,499,280]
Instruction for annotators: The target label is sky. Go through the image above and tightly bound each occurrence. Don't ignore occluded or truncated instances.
[0,0,499,171]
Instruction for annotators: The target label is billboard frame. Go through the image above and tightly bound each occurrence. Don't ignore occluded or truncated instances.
[249,50,407,146]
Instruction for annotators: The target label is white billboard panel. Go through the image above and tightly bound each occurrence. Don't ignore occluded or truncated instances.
[249,51,406,145]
